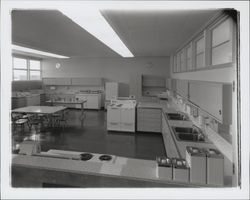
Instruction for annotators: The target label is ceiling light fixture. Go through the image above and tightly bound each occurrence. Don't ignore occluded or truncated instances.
[60,8,134,58]
[12,44,70,59]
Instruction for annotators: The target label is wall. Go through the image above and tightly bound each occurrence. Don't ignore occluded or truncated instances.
[42,56,170,97]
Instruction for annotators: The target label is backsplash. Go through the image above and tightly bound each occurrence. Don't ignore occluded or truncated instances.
[45,85,104,94]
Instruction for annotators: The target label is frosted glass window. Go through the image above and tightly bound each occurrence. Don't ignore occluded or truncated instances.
[212,42,232,65]
[187,46,192,59]
[30,60,41,70]
[176,54,181,72]
[187,59,192,70]
[196,37,205,54]
[196,53,204,68]
[30,71,41,80]
[13,57,27,69]
[13,70,27,80]
[180,51,185,71]
[212,18,231,47]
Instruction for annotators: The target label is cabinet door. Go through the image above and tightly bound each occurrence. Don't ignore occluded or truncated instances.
[86,95,99,109]
[71,78,103,86]
[43,78,56,85]
[107,107,120,123]
[55,78,71,85]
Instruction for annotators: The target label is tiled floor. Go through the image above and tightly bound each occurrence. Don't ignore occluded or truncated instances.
[12,109,166,160]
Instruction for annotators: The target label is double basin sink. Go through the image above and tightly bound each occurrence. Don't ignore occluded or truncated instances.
[166,113,208,143]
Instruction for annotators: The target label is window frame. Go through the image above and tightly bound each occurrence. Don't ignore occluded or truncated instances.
[12,55,42,81]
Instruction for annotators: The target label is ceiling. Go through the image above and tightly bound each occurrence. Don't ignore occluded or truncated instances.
[12,9,219,58]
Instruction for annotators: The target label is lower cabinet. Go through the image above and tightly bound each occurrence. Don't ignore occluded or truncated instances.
[75,94,101,109]
[137,107,162,132]
[107,106,135,132]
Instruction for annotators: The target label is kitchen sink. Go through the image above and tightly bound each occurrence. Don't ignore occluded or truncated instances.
[166,113,189,121]
[172,126,208,143]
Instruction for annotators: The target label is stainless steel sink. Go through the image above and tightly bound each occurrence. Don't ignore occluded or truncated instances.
[172,126,208,143]
[166,113,189,121]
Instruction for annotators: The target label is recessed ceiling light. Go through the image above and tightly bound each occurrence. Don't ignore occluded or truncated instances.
[60,8,134,58]
[12,44,70,59]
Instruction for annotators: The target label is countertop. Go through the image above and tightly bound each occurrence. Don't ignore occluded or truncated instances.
[12,152,217,187]
[137,102,164,109]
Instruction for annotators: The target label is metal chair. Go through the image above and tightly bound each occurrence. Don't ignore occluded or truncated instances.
[11,113,29,132]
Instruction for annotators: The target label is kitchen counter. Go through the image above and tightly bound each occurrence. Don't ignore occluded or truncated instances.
[12,152,218,187]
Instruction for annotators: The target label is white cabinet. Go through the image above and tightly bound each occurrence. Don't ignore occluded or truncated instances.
[107,107,121,131]
[43,78,71,85]
[75,94,101,109]
[43,78,56,85]
[107,104,136,132]
[120,107,135,132]
[137,108,162,132]
[71,78,103,86]
[87,95,101,109]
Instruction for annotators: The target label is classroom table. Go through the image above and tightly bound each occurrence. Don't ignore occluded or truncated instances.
[12,106,67,128]
[46,99,86,117]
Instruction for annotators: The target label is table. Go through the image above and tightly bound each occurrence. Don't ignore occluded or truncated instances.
[46,100,86,117]
[12,106,67,115]
[12,106,67,128]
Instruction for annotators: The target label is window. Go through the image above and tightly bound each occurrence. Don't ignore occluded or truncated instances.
[211,18,232,65]
[186,45,192,70]
[180,50,186,72]
[195,35,205,69]
[13,56,41,80]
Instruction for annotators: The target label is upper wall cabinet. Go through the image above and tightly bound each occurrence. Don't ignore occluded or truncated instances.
[172,13,235,73]
[71,77,103,86]
[141,75,166,97]
[43,78,71,85]
[43,77,103,86]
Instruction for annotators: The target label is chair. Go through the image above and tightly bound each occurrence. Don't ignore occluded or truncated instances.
[11,113,29,132]
[54,110,69,128]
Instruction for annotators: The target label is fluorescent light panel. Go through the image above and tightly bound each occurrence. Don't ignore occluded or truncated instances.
[12,44,69,58]
[60,8,134,57]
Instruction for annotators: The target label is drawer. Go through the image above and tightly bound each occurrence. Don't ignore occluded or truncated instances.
[121,122,135,132]
[137,112,161,119]
[137,123,161,132]
[137,124,161,132]
[107,122,120,131]
[137,118,161,125]
[137,108,161,115]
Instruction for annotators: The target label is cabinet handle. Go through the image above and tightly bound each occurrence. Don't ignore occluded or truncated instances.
[219,110,222,115]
